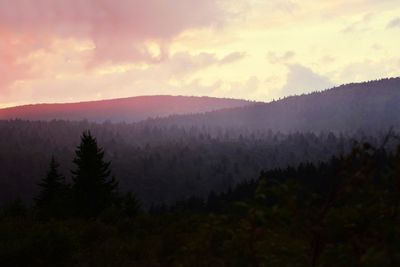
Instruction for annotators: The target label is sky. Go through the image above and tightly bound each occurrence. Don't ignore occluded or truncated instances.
[0,0,399,108]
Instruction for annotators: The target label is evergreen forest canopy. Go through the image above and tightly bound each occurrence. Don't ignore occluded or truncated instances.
[2,128,400,266]
[1,78,400,205]
[144,77,400,132]
[0,119,385,205]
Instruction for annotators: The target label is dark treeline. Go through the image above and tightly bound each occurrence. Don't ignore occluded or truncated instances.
[0,119,385,206]
[1,132,400,266]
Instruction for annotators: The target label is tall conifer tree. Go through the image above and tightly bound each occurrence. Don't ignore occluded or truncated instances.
[72,131,118,217]
[35,156,67,218]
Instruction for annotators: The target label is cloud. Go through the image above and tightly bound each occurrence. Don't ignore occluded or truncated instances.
[341,13,374,33]
[2,49,248,105]
[267,51,295,64]
[167,51,246,77]
[0,34,34,91]
[280,64,334,96]
[337,58,400,82]
[237,76,260,97]
[1,0,400,106]
[219,52,246,65]
[0,0,226,88]
[387,18,400,29]
[275,1,300,13]
[229,76,259,94]
[167,52,219,76]
[0,0,224,40]
[202,76,261,100]
[321,55,335,64]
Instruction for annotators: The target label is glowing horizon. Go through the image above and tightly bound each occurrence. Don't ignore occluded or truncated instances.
[0,0,400,108]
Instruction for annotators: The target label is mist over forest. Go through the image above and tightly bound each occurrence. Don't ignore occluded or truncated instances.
[2,77,400,266]
[1,78,399,206]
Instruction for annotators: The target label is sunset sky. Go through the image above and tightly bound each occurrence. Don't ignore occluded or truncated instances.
[0,0,399,108]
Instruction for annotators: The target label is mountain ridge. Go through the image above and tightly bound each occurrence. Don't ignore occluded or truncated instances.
[0,95,253,123]
[2,77,399,133]
[142,77,400,133]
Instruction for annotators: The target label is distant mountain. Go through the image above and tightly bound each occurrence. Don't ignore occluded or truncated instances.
[0,95,252,122]
[145,78,400,133]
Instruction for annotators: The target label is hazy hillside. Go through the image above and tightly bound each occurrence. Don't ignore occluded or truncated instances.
[0,95,252,122]
[1,78,399,204]
[0,120,362,205]
[146,78,400,133]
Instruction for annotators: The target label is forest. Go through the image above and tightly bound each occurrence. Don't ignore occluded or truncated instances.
[1,78,400,266]
[0,119,381,205]
[1,129,400,266]
[144,78,400,133]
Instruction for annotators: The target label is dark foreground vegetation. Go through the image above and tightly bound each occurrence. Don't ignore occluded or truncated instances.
[1,131,400,266]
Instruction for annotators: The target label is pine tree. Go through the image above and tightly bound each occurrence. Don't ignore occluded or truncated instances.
[72,131,118,217]
[35,156,67,218]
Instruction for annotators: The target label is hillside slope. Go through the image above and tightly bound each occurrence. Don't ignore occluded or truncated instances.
[145,78,400,133]
[0,95,252,122]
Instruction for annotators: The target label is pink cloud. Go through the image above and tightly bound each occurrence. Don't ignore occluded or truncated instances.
[0,0,225,89]
[0,28,36,91]
[0,0,223,39]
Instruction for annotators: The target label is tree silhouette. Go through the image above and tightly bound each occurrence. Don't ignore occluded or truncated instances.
[72,131,118,217]
[35,156,67,218]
